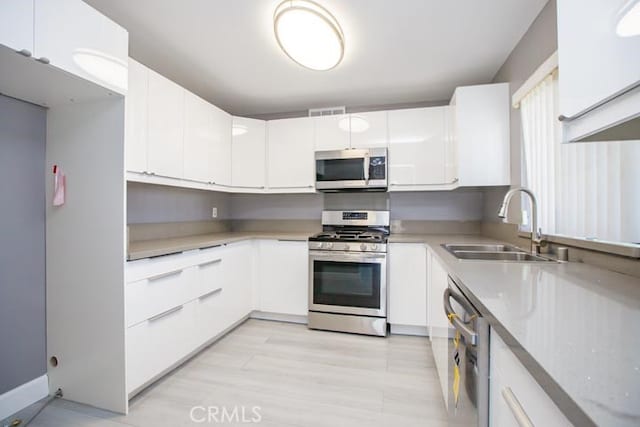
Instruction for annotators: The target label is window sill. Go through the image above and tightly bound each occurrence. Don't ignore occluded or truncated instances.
[517,231,640,259]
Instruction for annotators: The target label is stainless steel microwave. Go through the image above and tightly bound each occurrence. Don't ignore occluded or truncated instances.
[315,148,387,191]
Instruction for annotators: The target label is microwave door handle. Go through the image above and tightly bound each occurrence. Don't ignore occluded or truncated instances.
[363,155,369,182]
[443,288,478,346]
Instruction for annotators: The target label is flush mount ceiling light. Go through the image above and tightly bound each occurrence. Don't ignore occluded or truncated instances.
[274,0,345,71]
[617,0,640,37]
[72,48,128,91]
[338,115,369,133]
[232,124,248,136]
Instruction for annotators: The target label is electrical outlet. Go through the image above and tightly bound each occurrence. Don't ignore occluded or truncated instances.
[211,207,218,218]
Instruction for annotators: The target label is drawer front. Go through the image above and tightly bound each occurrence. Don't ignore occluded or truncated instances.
[126,265,198,327]
[193,253,224,297]
[193,286,227,346]
[126,300,197,393]
[126,246,224,283]
[490,330,571,427]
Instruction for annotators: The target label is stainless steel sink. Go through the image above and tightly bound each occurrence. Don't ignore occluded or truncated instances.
[443,244,522,253]
[442,244,557,262]
[451,251,555,262]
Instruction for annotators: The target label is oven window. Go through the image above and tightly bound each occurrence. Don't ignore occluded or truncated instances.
[313,260,380,309]
[316,158,365,182]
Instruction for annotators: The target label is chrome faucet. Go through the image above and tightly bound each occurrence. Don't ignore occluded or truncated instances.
[498,187,542,254]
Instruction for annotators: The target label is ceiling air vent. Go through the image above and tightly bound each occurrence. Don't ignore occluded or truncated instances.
[308,106,346,117]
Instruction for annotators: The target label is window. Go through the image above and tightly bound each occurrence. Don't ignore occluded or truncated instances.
[518,61,640,245]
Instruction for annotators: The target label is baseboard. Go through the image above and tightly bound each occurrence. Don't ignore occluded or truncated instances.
[0,375,49,421]
[390,324,429,337]
[250,311,308,324]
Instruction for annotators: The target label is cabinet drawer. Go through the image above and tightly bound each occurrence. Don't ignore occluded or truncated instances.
[126,265,198,327]
[193,286,228,346]
[126,300,196,393]
[490,330,571,426]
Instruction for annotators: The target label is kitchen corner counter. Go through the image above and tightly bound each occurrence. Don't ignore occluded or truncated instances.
[127,232,311,261]
[395,234,640,427]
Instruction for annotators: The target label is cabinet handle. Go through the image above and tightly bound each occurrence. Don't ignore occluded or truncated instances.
[198,287,222,300]
[558,80,640,123]
[198,258,222,268]
[147,268,183,282]
[36,57,50,64]
[148,305,183,322]
[502,387,534,427]
[17,49,32,57]
[278,239,305,242]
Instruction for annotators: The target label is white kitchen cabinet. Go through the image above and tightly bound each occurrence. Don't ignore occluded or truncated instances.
[267,117,315,191]
[490,329,571,426]
[255,240,308,316]
[34,0,128,94]
[224,241,254,320]
[147,69,184,179]
[388,243,427,332]
[450,83,510,187]
[314,114,351,151]
[349,111,389,149]
[125,58,148,173]
[557,0,640,143]
[183,91,215,183]
[427,249,454,407]
[0,0,34,55]
[210,106,232,186]
[388,106,453,189]
[232,117,266,190]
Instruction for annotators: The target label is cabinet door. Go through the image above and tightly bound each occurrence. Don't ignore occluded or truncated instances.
[0,0,34,54]
[349,111,388,149]
[453,83,510,187]
[267,117,315,190]
[388,107,449,187]
[125,58,148,173]
[147,70,184,178]
[314,114,350,151]
[256,240,308,316]
[184,91,215,182]
[232,117,266,189]
[558,0,640,119]
[34,0,128,94]
[224,241,254,321]
[210,106,232,186]
[388,243,427,327]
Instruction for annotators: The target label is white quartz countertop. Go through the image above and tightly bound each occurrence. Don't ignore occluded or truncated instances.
[392,234,640,427]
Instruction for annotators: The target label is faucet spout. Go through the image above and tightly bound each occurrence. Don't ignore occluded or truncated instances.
[498,187,542,254]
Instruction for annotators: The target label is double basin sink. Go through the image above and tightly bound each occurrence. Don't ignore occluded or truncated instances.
[443,244,557,262]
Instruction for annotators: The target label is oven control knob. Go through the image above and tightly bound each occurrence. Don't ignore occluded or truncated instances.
[344,244,350,251]
[371,244,378,251]
[360,243,367,251]
[322,242,333,249]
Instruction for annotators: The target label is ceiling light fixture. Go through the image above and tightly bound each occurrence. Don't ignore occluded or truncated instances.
[72,48,128,91]
[274,0,345,71]
[617,0,640,37]
[338,115,369,133]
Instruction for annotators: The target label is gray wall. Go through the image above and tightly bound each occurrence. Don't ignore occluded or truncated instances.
[127,182,231,223]
[0,95,46,394]
[483,0,558,222]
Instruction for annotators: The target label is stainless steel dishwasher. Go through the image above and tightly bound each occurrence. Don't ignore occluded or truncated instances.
[443,276,489,427]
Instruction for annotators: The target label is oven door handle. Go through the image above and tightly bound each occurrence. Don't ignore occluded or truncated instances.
[309,251,386,261]
[443,288,478,346]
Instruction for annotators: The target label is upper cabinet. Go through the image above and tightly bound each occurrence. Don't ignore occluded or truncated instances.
[349,111,389,149]
[210,106,232,187]
[388,106,453,189]
[147,69,185,179]
[33,0,128,94]
[125,58,148,174]
[0,0,34,55]
[183,91,216,183]
[232,117,266,190]
[557,0,640,143]
[267,117,315,192]
[451,83,510,187]
[314,114,351,151]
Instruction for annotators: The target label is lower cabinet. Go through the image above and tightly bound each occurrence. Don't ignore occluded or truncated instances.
[490,329,571,426]
[388,243,427,332]
[255,240,308,316]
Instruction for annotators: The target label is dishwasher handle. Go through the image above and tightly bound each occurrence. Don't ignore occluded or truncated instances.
[443,288,478,346]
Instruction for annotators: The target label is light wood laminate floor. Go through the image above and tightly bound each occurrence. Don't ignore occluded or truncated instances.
[10,319,447,427]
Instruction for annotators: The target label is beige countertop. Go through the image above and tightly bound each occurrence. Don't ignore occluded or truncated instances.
[127,231,312,261]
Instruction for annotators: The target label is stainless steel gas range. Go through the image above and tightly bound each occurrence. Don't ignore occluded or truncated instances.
[307,210,389,337]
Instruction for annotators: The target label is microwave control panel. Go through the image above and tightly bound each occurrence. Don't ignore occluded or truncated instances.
[369,156,386,180]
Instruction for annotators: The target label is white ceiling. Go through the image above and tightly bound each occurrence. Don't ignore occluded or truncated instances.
[84,0,548,116]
